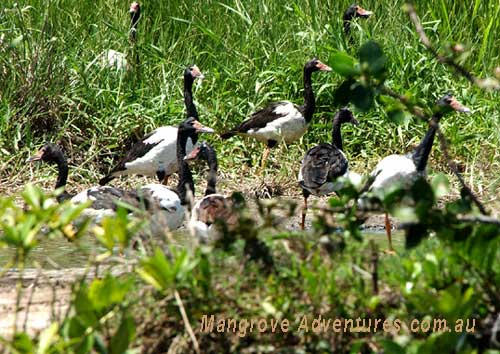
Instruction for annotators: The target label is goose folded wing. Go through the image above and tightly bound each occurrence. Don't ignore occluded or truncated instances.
[236,101,299,133]
[82,186,149,211]
[107,128,169,172]
[302,144,348,188]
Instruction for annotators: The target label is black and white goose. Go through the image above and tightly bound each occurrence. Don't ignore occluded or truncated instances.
[361,93,471,252]
[146,117,219,231]
[99,65,209,186]
[183,142,240,242]
[27,143,184,227]
[343,4,373,40]
[220,58,332,170]
[298,108,360,230]
[89,2,141,71]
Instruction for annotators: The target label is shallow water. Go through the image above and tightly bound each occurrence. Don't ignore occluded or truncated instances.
[0,229,404,270]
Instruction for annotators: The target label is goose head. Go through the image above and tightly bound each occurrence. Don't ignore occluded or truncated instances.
[180,117,215,135]
[434,93,471,114]
[27,143,64,164]
[185,64,205,81]
[304,58,332,73]
[184,141,211,162]
[343,4,373,21]
[335,107,359,125]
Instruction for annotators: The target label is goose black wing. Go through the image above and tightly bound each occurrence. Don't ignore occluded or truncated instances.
[109,131,163,173]
[300,143,348,189]
[236,101,297,133]
[86,186,153,211]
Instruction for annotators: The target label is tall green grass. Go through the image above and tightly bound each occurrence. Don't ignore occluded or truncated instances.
[1,0,499,193]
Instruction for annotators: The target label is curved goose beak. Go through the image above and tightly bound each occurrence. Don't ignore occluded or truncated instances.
[26,149,44,163]
[192,120,215,133]
[450,97,471,113]
[356,6,373,17]
[316,61,332,72]
[191,65,205,80]
[351,118,360,125]
[184,146,201,161]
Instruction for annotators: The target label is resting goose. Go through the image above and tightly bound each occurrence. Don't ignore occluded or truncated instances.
[361,93,471,252]
[27,143,181,223]
[220,58,332,171]
[343,4,373,40]
[99,65,208,186]
[184,142,240,243]
[298,108,359,230]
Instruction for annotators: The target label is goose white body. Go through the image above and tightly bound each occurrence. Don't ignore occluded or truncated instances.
[104,49,128,70]
[141,184,185,231]
[369,154,419,191]
[244,102,309,144]
[112,126,195,178]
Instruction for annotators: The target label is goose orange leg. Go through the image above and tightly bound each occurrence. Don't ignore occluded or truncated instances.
[384,212,396,254]
[301,195,308,230]
[259,147,270,175]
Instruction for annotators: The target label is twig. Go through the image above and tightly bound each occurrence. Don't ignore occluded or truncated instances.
[436,128,488,215]
[405,2,499,90]
[174,289,200,354]
[380,86,427,121]
[456,215,500,226]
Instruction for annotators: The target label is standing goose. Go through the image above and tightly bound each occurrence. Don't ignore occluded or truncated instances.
[361,93,471,252]
[27,143,178,222]
[183,142,241,242]
[220,58,332,171]
[99,65,208,186]
[298,108,360,230]
[343,4,373,40]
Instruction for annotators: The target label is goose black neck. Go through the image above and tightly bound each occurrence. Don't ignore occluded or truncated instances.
[129,10,140,42]
[176,130,195,205]
[52,152,68,191]
[343,21,352,37]
[184,75,198,119]
[332,115,344,151]
[412,112,443,172]
[52,151,73,202]
[302,68,316,122]
[204,147,218,196]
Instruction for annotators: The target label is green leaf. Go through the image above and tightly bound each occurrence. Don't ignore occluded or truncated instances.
[350,84,374,112]
[358,40,386,76]
[88,274,132,311]
[381,340,406,354]
[387,108,407,125]
[329,51,358,77]
[110,316,136,354]
[37,322,59,354]
[405,223,429,249]
[333,78,356,106]
[12,333,35,353]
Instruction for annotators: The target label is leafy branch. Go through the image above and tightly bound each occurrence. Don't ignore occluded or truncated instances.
[405,2,500,91]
